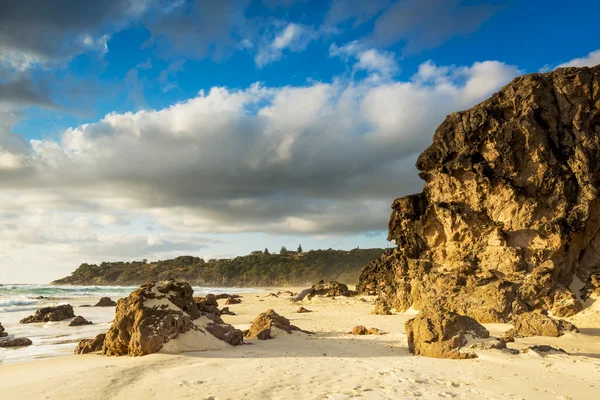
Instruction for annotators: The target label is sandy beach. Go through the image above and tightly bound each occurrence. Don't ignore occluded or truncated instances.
[1,288,599,400]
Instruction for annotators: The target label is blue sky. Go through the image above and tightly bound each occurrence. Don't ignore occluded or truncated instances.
[0,0,599,283]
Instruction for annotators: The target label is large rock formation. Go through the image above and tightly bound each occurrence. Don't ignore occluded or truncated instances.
[405,306,490,359]
[20,305,75,323]
[0,337,33,347]
[103,280,244,356]
[358,65,600,323]
[94,297,117,307]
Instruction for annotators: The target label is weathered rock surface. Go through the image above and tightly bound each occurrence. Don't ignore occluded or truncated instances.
[94,297,117,307]
[0,337,33,347]
[503,311,578,339]
[74,334,106,354]
[194,294,222,322]
[20,305,75,323]
[220,307,235,315]
[244,309,309,340]
[296,307,311,313]
[69,316,93,326]
[405,306,489,359]
[0,323,6,337]
[358,66,600,323]
[103,280,244,356]
[350,325,386,335]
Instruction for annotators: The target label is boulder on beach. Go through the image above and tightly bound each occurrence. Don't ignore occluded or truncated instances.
[0,337,33,347]
[502,311,578,339]
[220,307,235,315]
[357,66,600,323]
[194,294,222,322]
[312,281,356,297]
[224,297,242,305]
[74,334,106,354]
[215,294,240,300]
[69,316,93,326]
[103,279,244,356]
[296,307,311,313]
[350,325,386,335]
[405,306,489,359]
[94,297,117,307]
[20,304,75,323]
[244,309,309,340]
[0,323,7,337]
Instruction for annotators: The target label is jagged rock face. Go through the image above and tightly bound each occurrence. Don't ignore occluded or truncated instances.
[20,305,75,323]
[503,311,578,339]
[405,306,489,359]
[103,280,243,356]
[358,66,600,323]
[74,334,106,354]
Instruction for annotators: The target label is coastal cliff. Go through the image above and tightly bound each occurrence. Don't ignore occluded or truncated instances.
[358,65,600,322]
[52,248,384,286]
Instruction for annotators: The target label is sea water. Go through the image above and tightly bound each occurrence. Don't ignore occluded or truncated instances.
[0,284,261,365]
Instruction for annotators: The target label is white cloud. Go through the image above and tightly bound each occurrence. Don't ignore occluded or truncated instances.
[255,23,319,67]
[330,41,399,80]
[557,49,600,68]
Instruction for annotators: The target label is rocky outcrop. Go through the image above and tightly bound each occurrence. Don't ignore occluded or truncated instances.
[405,306,489,359]
[350,326,385,335]
[503,311,578,339]
[0,337,33,347]
[94,297,117,307]
[103,280,244,356]
[194,294,222,322]
[358,66,600,323]
[0,323,6,337]
[69,316,93,326]
[215,294,240,300]
[20,305,75,323]
[74,334,106,354]
[296,307,311,313]
[244,309,309,340]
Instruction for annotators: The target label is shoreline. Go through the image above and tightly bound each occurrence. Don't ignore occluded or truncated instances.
[1,288,599,399]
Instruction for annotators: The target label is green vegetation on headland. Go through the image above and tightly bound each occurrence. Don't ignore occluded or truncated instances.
[51,248,385,287]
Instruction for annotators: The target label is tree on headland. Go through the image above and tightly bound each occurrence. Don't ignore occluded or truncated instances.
[280,246,288,255]
[297,244,303,253]
[264,248,270,255]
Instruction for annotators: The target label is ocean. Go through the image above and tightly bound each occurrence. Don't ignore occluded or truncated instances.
[0,284,261,365]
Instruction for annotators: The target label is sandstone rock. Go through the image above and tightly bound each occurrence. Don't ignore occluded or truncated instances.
[94,297,117,307]
[503,311,578,339]
[20,305,75,323]
[205,323,244,345]
[266,293,279,297]
[0,337,33,347]
[244,309,309,340]
[0,323,6,337]
[69,316,93,326]
[194,294,222,322]
[224,297,242,305]
[74,334,106,354]
[311,281,356,297]
[296,307,311,313]
[103,280,244,356]
[358,66,600,323]
[527,345,568,355]
[350,325,385,335]
[405,306,489,359]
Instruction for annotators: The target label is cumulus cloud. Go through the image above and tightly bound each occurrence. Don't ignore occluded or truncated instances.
[0,59,520,242]
[255,23,319,67]
[330,41,399,79]
[557,49,600,68]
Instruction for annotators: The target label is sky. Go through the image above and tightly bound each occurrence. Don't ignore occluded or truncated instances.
[0,0,599,283]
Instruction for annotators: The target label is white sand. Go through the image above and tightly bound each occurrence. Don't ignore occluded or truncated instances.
[1,289,599,400]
